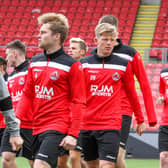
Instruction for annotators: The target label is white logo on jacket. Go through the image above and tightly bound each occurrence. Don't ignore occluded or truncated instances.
[19,77,25,85]
[90,75,96,80]
[50,71,59,80]
[11,90,23,102]
[90,85,113,96]
[35,85,54,100]
[112,72,120,81]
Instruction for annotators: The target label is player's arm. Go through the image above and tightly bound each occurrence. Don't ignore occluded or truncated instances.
[123,62,144,125]
[15,63,34,121]
[60,61,85,150]
[132,52,157,126]
[0,72,19,136]
[157,72,165,105]
[68,61,85,137]
[0,72,23,150]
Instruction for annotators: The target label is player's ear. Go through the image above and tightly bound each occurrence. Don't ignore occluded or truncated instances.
[94,37,98,45]
[13,50,18,59]
[80,49,85,56]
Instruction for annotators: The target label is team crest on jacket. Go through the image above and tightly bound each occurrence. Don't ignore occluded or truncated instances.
[112,72,120,81]
[79,65,82,70]
[50,71,59,80]
[19,77,25,85]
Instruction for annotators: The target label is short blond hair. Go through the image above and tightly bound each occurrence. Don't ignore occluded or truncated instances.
[95,23,118,38]
[37,13,69,44]
[70,37,88,53]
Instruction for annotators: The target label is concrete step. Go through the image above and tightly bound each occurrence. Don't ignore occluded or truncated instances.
[139,9,160,12]
[132,34,153,38]
[130,40,151,44]
[130,43,151,47]
[131,37,152,40]
[134,27,155,30]
[136,21,157,24]
[138,11,158,15]
[136,18,157,21]
[135,24,155,27]
[140,5,160,9]
[133,30,154,34]
[138,50,145,54]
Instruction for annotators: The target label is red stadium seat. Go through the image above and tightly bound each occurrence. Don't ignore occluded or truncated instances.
[123,1,131,7]
[149,50,158,58]
[121,8,129,14]
[15,31,24,37]
[87,1,96,7]
[80,1,88,7]
[68,7,76,13]
[160,40,168,48]
[83,13,92,19]
[72,19,81,26]
[96,1,104,7]
[151,76,160,83]
[80,26,88,32]
[113,1,122,7]
[152,40,161,48]
[75,13,84,19]
[153,33,163,40]
[86,7,94,13]
[8,6,16,12]
[0,31,6,37]
[71,1,80,7]
[42,6,51,13]
[81,19,90,25]
[155,63,164,69]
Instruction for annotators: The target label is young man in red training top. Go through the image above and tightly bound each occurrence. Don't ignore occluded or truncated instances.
[0,57,8,151]
[1,40,34,168]
[80,23,144,168]
[95,15,157,168]
[157,68,168,168]
[16,13,85,168]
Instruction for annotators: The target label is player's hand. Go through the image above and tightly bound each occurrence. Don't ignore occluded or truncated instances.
[136,122,146,136]
[9,136,23,151]
[59,135,77,150]
[157,96,165,105]
[15,118,21,125]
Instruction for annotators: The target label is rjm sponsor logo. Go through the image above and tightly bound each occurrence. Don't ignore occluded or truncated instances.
[90,85,113,96]
[11,90,23,102]
[35,85,54,100]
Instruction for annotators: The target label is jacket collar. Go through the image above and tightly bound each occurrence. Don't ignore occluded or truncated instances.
[44,47,65,59]
[15,60,28,72]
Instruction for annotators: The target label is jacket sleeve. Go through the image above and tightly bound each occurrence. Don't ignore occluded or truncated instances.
[131,52,157,126]
[159,73,165,98]
[0,73,20,137]
[68,61,85,137]
[122,62,144,124]
[15,64,34,121]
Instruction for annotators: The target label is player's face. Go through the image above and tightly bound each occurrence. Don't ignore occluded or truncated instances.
[38,23,56,50]
[6,49,17,67]
[95,33,116,57]
[0,65,4,74]
[68,42,81,60]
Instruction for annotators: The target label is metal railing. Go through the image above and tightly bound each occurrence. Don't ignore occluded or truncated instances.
[144,48,168,64]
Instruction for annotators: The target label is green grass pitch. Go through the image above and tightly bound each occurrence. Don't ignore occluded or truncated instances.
[0,157,160,168]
